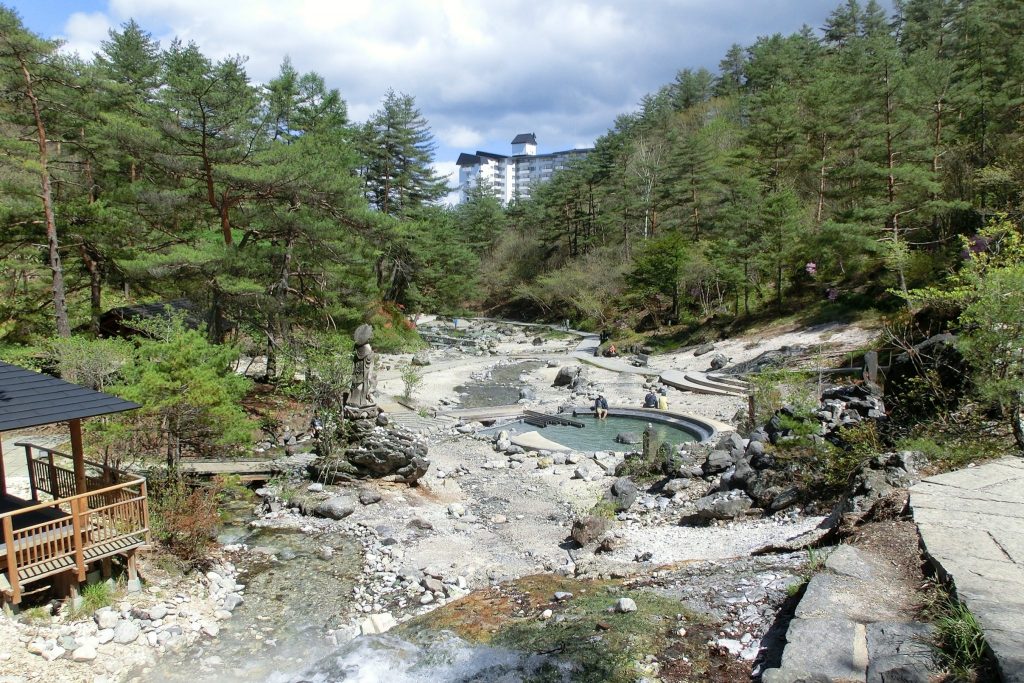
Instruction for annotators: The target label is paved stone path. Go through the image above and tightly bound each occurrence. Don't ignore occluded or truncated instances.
[911,457,1024,682]
[762,545,934,683]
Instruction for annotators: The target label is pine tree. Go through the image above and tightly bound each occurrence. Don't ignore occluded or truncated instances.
[0,8,73,336]
[359,89,448,216]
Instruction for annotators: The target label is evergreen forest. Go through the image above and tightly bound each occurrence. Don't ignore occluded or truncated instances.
[1,0,1023,456]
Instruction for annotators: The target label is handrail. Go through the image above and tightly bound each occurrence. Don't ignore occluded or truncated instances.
[0,476,144,520]
[14,442,145,484]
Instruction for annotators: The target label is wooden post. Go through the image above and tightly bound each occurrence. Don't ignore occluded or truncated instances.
[126,549,138,585]
[0,437,6,497]
[70,419,88,497]
[140,480,151,542]
[3,515,20,604]
[70,497,87,581]
[23,445,38,502]
[45,450,57,500]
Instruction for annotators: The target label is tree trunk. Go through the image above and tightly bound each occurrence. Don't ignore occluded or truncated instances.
[79,245,102,335]
[19,56,70,337]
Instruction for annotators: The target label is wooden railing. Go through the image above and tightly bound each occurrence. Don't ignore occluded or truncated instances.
[19,443,131,504]
[1,445,149,604]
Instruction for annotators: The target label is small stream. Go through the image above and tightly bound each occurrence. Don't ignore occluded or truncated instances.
[454,360,545,408]
[149,524,363,682]
[276,631,571,682]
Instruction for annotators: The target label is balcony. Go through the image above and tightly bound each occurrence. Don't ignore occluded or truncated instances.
[0,359,148,606]
[1,445,149,604]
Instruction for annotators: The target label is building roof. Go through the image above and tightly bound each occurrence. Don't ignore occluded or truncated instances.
[0,361,140,431]
[456,152,481,166]
[476,151,508,160]
[511,133,537,145]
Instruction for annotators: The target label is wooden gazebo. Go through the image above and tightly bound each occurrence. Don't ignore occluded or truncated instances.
[0,361,150,605]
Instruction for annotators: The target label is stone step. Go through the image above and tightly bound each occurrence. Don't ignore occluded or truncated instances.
[683,371,749,395]
[762,545,937,683]
[659,370,746,397]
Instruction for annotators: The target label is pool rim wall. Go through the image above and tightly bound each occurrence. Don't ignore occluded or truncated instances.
[566,406,718,443]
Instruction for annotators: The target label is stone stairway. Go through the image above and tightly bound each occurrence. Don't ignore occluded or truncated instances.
[911,458,1024,682]
[659,369,750,397]
[378,401,451,434]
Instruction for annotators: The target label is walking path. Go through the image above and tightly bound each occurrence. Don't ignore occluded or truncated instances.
[910,457,1024,682]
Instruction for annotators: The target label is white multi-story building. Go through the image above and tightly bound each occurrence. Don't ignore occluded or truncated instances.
[456,133,592,204]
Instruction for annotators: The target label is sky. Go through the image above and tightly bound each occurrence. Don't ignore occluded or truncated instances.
[9,0,877,198]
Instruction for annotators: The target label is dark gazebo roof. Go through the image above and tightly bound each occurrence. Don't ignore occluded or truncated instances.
[0,361,140,431]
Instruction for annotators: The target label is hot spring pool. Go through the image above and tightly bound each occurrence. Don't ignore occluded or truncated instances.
[482,411,708,452]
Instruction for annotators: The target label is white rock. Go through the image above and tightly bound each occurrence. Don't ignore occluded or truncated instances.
[41,646,65,661]
[540,609,553,620]
[94,608,118,630]
[71,647,97,663]
[614,598,638,613]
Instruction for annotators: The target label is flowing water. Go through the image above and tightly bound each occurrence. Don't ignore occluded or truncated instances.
[149,525,363,682]
[274,631,572,682]
[454,361,545,408]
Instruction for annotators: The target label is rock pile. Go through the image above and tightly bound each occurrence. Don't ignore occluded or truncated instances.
[11,562,242,679]
[651,382,897,518]
[308,419,430,485]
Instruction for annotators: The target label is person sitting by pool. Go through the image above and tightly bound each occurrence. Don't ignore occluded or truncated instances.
[657,388,669,411]
[603,343,619,358]
[643,390,658,408]
[593,394,609,419]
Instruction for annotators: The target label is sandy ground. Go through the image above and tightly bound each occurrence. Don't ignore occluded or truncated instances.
[376,319,877,427]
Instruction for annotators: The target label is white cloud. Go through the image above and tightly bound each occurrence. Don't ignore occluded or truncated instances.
[57,0,861,168]
[60,11,112,58]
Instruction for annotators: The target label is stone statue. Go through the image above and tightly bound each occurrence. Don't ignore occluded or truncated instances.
[348,323,377,409]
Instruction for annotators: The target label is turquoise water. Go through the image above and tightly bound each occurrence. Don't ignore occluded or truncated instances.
[483,414,697,451]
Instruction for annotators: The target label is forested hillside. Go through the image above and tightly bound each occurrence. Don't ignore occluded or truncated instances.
[0,10,491,360]
[2,0,1023,352]
[478,0,1024,334]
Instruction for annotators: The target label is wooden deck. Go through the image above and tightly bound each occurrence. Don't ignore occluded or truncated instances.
[0,444,149,604]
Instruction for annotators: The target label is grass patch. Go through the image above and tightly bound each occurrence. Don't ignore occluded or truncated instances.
[925,587,995,681]
[404,574,718,683]
[68,580,116,619]
[896,432,1006,471]
[20,605,52,625]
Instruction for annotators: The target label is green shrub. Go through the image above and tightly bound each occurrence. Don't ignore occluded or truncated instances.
[149,472,223,569]
[400,363,424,401]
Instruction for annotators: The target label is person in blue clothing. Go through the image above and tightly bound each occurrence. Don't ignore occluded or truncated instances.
[643,390,658,408]
[593,394,609,419]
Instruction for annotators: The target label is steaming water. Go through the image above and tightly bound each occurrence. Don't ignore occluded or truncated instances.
[275,631,571,682]
[148,526,362,682]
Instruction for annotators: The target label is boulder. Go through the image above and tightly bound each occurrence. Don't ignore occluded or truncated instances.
[662,478,692,496]
[112,620,140,645]
[358,488,382,505]
[314,496,356,520]
[519,386,537,401]
[553,366,580,387]
[709,353,729,371]
[411,351,431,366]
[571,515,609,546]
[693,343,715,356]
[695,491,754,520]
[702,450,734,475]
[605,477,639,511]
[614,431,641,445]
